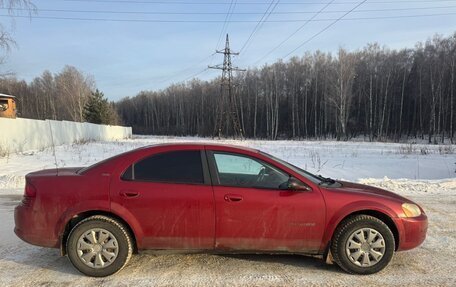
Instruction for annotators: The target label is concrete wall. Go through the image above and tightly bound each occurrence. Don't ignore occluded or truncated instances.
[0,117,132,154]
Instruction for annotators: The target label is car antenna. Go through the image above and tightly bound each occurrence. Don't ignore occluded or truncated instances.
[48,120,59,176]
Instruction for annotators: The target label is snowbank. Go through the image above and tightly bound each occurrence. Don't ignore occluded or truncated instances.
[358,177,456,196]
[0,117,132,154]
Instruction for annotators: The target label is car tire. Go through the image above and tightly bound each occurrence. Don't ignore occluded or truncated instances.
[66,215,133,277]
[331,214,395,275]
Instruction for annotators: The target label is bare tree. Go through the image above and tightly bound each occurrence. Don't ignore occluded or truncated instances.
[329,48,358,140]
[55,66,94,122]
[0,0,35,52]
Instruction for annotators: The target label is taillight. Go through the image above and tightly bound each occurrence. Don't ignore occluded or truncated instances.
[24,181,37,197]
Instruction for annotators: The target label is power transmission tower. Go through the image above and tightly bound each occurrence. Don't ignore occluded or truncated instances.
[209,34,246,139]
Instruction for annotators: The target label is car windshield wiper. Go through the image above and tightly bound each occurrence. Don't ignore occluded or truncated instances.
[318,175,336,185]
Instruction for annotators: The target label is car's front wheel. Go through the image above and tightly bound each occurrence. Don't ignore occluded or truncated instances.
[331,215,395,275]
[67,215,133,277]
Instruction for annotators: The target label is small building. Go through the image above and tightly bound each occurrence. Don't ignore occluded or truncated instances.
[0,94,17,119]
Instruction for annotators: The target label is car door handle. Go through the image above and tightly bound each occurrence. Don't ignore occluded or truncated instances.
[120,190,140,198]
[224,194,243,202]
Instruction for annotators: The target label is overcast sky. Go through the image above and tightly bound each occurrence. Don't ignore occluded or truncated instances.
[3,0,456,101]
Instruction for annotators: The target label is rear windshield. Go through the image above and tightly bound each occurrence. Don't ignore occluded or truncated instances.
[78,147,143,174]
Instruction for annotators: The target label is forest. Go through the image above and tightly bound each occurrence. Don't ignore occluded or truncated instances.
[0,66,119,125]
[117,33,456,143]
[1,33,456,143]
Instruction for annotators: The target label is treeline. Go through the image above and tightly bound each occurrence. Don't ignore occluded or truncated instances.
[1,33,455,143]
[0,65,119,125]
[117,33,456,143]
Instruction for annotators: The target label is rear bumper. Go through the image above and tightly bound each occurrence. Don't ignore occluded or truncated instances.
[14,203,59,248]
[395,213,428,251]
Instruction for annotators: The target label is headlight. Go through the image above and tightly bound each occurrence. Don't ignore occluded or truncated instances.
[402,203,422,217]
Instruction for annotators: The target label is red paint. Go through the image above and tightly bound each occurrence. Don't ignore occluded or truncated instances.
[14,143,427,256]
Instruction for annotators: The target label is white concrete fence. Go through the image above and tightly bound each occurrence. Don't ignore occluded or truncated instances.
[0,117,132,154]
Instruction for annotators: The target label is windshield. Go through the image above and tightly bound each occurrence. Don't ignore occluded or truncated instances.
[260,152,326,184]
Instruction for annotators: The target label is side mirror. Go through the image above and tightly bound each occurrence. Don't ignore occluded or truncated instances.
[280,177,312,192]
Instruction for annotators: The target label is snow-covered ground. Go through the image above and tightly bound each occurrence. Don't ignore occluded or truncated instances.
[0,136,455,286]
[1,135,455,193]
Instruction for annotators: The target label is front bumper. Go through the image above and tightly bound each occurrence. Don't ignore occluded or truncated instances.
[395,213,428,251]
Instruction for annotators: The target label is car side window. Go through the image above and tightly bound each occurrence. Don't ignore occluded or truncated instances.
[213,152,289,189]
[122,150,204,184]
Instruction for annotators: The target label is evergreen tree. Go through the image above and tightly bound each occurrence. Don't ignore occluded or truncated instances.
[83,89,118,125]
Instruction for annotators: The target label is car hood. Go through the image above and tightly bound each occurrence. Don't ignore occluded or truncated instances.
[332,180,412,203]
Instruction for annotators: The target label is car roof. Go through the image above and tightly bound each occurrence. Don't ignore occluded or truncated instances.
[79,142,259,174]
[139,142,259,153]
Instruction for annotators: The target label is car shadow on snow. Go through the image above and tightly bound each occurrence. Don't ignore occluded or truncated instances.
[217,253,342,273]
[2,247,342,279]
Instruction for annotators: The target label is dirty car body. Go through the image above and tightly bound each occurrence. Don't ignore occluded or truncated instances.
[14,143,428,276]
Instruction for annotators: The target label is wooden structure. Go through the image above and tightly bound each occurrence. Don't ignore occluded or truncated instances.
[0,94,17,119]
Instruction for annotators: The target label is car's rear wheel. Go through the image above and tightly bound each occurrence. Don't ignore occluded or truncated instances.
[67,215,133,277]
[331,215,395,275]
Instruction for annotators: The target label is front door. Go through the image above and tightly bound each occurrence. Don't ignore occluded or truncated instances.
[208,151,326,253]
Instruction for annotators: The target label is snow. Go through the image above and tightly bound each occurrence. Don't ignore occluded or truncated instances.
[359,177,456,196]
[1,135,455,194]
[0,136,455,286]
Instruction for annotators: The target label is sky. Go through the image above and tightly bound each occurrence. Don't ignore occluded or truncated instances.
[2,0,456,101]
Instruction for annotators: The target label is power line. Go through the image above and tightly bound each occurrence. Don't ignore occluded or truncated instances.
[238,0,278,54]
[152,68,210,90]
[215,0,237,50]
[63,0,272,4]
[183,68,210,82]
[283,0,366,59]
[5,6,456,15]
[211,0,237,67]
[155,53,214,84]
[239,0,281,56]
[5,12,456,23]
[62,0,456,5]
[252,0,335,65]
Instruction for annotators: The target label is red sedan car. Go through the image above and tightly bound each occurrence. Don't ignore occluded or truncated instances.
[14,143,427,277]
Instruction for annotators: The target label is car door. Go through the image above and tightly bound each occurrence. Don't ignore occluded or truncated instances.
[207,150,326,253]
[110,149,215,250]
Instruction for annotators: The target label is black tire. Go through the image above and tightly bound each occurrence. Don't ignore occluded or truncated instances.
[331,215,395,275]
[66,215,133,277]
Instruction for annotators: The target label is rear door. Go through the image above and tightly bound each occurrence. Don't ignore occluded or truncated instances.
[207,150,326,253]
[110,148,215,250]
